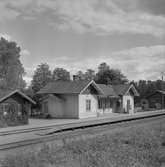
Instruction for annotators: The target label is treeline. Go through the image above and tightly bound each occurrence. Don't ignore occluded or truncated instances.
[0,38,128,98]
[132,80,165,102]
[30,62,128,94]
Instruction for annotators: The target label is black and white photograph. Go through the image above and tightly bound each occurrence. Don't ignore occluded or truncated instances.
[0,0,165,166]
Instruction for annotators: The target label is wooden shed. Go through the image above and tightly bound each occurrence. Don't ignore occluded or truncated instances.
[0,90,36,127]
[146,90,165,109]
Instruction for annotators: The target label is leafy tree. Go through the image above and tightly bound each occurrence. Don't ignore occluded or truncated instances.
[98,62,110,72]
[84,69,96,81]
[96,63,128,85]
[135,80,165,99]
[0,37,26,90]
[73,71,86,81]
[74,69,96,81]
[31,63,52,93]
[52,68,70,81]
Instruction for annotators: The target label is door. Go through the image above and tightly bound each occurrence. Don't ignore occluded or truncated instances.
[127,99,131,113]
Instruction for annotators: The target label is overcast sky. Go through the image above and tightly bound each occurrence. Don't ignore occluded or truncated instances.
[0,0,165,84]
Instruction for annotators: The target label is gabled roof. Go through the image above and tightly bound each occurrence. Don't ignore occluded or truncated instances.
[113,84,139,96]
[0,89,36,104]
[97,84,118,97]
[38,80,103,95]
[113,84,131,96]
[157,90,165,95]
[38,80,139,97]
[147,90,165,98]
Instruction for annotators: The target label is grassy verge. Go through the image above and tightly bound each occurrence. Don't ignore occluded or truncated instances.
[1,119,165,167]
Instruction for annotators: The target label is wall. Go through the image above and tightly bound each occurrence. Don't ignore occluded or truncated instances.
[78,94,97,118]
[48,95,64,118]
[122,95,134,114]
[62,94,79,118]
[42,94,78,118]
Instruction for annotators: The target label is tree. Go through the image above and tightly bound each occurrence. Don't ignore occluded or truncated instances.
[98,62,110,72]
[0,37,26,90]
[73,71,86,81]
[52,68,70,81]
[84,69,96,81]
[134,80,165,99]
[73,69,96,81]
[96,63,128,85]
[31,63,52,93]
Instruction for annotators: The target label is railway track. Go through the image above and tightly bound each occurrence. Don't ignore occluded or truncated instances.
[0,110,165,152]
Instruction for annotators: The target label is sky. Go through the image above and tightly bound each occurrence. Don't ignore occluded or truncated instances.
[0,0,165,84]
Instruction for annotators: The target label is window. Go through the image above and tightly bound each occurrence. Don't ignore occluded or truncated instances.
[98,98,111,109]
[0,103,9,116]
[86,100,91,112]
[0,103,9,112]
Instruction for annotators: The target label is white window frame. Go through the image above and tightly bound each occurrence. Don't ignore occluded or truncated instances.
[86,99,91,112]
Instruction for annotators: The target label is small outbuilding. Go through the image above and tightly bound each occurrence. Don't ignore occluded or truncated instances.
[146,90,165,109]
[0,89,36,127]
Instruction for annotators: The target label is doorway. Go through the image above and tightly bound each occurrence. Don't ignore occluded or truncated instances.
[126,99,131,113]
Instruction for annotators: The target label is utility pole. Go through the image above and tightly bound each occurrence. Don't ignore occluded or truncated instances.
[161,72,165,108]
[161,72,164,81]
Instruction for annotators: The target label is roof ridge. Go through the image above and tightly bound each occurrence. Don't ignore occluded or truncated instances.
[38,80,93,94]
[0,89,36,104]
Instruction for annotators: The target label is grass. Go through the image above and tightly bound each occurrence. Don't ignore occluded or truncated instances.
[1,119,165,167]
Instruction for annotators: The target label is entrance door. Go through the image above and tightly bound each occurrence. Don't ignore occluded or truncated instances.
[127,100,131,113]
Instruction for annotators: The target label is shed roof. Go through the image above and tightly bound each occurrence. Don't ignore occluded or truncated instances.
[0,89,36,104]
[147,90,165,98]
[157,90,165,95]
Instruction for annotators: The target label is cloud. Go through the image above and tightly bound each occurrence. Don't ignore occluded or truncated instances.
[22,45,165,82]
[23,67,34,86]
[138,0,165,16]
[111,45,165,80]
[21,49,30,57]
[1,0,165,37]
[0,1,20,22]
[23,76,32,86]
[0,33,12,40]
[45,0,165,37]
[20,49,33,85]
[50,45,165,81]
